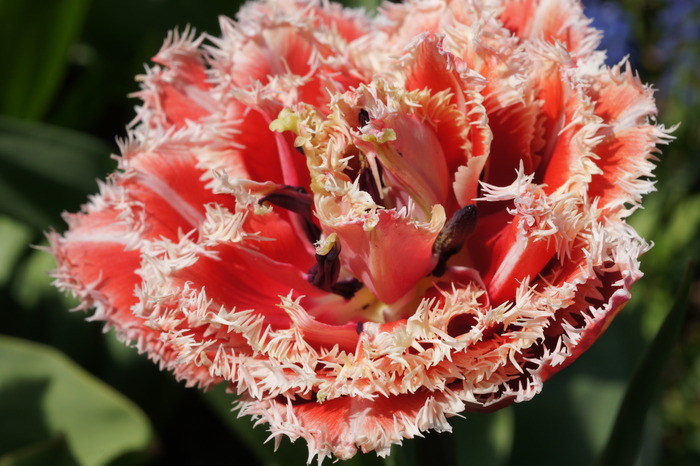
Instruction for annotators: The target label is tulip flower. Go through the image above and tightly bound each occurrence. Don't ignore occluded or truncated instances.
[50,0,673,461]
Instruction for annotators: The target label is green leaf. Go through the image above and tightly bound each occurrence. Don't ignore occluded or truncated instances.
[10,241,57,310]
[0,433,77,466]
[0,216,33,288]
[341,0,381,10]
[0,116,114,230]
[0,336,154,466]
[567,375,626,454]
[453,408,514,466]
[0,0,92,119]
[597,262,694,466]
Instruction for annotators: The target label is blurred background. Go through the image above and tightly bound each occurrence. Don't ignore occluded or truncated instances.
[0,0,698,465]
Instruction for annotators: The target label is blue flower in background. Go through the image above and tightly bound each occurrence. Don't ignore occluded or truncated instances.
[659,0,700,52]
[583,0,633,65]
[657,0,700,106]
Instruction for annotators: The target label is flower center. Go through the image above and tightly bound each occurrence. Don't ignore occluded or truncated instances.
[260,183,480,324]
[267,82,486,324]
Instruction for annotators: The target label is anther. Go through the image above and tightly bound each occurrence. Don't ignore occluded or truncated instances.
[307,239,363,300]
[259,185,321,243]
[431,204,478,277]
[331,278,363,300]
[358,109,370,127]
[308,241,341,291]
[358,165,384,205]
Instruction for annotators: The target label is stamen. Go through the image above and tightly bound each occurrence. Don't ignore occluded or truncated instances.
[358,109,370,127]
[331,278,363,300]
[308,240,341,291]
[308,239,363,300]
[431,204,478,276]
[358,165,384,205]
[259,185,321,243]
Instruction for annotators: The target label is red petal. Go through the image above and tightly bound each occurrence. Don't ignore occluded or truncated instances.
[403,34,469,107]
[120,145,231,241]
[240,388,460,460]
[52,206,141,324]
[454,154,488,207]
[402,34,492,213]
[482,101,539,189]
[482,221,556,305]
[141,31,214,127]
[331,209,443,305]
[380,1,445,46]
[307,1,371,42]
[172,242,321,328]
[539,266,634,382]
[586,66,662,212]
[540,86,594,194]
[500,0,600,56]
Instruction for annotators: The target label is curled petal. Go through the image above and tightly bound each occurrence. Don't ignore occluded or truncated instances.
[133,28,215,128]
[500,0,601,57]
[586,63,675,215]
[328,207,445,307]
[50,205,141,325]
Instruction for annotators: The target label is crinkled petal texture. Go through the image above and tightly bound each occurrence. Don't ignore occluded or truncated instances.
[50,0,673,463]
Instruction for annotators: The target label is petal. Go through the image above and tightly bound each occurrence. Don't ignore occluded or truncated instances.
[238,389,463,462]
[538,266,634,381]
[367,111,450,215]
[306,0,372,42]
[482,99,540,188]
[401,34,492,211]
[539,78,602,195]
[586,64,672,214]
[172,243,320,327]
[118,133,232,241]
[134,29,215,128]
[327,207,444,306]
[217,17,314,88]
[215,101,287,184]
[500,0,601,57]
[402,33,472,108]
[50,203,141,326]
[454,154,488,206]
[480,241,643,408]
[470,171,587,305]
[481,220,556,306]
[199,95,313,197]
[351,81,473,218]
[213,6,364,109]
[447,26,540,192]
[380,0,446,47]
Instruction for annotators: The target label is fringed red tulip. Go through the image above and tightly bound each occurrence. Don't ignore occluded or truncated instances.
[50,0,673,462]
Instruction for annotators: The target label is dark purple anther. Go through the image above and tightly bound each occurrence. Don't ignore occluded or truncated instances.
[431,204,478,277]
[259,185,321,243]
[307,240,363,300]
[358,109,370,127]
